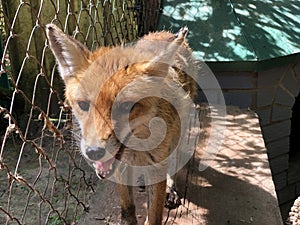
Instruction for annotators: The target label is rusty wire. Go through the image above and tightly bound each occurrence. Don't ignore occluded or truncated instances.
[0,0,160,224]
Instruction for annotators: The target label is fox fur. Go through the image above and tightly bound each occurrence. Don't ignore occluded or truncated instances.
[46,24,198,225]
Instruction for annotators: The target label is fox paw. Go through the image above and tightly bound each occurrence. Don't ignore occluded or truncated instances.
[165,188,181,210]
[121,216,137,225]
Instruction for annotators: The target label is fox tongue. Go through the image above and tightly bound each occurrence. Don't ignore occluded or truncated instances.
[95,157,115,172]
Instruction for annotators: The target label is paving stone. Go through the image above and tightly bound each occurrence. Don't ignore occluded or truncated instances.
[223,91,253,108]
[275,87,296,107]
[261,120,291,143]
[281,70,300,97]
[277,185,296,204]
[267,137,289,159]
[256,107,272,126]
[215,72,255,89]
[258,66,286,88]
[273,171,288,190]
[79,105,283,225]
[293,62,300,83]
[288,159,300,184]
[272,105,293,122]
[269,154,289,175]
[257,87,275,107]
[280,201,295,222]
[297,182,300,196]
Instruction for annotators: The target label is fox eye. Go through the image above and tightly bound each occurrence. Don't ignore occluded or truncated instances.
[77,101,90,111]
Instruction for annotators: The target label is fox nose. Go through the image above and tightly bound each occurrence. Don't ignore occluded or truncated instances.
[86,146,105,161]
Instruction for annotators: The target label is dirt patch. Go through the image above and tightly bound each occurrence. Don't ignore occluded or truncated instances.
[77,106,283,225]
[0,134,96,225]
[1,106,282,225]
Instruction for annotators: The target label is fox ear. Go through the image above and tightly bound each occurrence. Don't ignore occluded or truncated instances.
[46,24,91,80]
[146,27,189,74]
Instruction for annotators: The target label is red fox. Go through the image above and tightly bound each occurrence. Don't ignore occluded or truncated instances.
[46,24,199,225]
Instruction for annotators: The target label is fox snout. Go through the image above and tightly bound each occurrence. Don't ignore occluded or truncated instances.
[85,146,106,161]
[82,134,122,179]
[83,136,122,180]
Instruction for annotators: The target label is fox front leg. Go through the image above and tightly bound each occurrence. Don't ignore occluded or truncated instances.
[145,180,167,225]
[118,184,137,225]
[165,174,181,210]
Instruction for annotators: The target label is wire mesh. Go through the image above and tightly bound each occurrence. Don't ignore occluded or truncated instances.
[0,0,160,224]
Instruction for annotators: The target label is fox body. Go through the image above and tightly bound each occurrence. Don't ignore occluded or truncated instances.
[46,24,198,225]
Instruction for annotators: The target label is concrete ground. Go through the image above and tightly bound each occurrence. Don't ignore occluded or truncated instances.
[78,105,283,225]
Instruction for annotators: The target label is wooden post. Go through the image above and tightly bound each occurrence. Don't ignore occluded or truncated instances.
[137,0,162,36]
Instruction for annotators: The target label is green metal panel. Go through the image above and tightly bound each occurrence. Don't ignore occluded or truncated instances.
[230,0,300,61]
[158,0,257,62]
[158,0,300,69]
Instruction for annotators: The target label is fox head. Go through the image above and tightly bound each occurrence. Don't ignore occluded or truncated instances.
[46,24,194,180]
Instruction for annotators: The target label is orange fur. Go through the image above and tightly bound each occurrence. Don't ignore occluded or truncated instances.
[46,24,197,225]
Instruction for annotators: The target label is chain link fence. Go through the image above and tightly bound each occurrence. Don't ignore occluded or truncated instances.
[0,1,161,224]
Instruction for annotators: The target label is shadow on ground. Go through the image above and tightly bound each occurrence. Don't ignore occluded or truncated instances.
[78,106,282,225]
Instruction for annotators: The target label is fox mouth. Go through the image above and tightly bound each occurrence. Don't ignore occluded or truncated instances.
[93,145,124,179]
[93,158,115,179]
